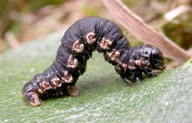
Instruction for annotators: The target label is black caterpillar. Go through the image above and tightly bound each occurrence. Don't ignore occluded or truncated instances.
[22,17,165,106]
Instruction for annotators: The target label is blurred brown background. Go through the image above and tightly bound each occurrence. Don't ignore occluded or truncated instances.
[0,0,192,54]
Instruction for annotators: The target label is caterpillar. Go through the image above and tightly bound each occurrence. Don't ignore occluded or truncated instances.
[22,17,165,106]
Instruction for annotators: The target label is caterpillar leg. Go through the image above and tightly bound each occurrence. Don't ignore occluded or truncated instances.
[133,73,142,85]
[68,85,79,97]
[134,75,141,85]
[119,74,133,86]
[143,69,157,77]
[143,65,165,77]
[23,91,40,107]
[123,77,133,86]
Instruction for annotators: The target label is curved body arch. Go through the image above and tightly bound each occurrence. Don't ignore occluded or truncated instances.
[22,17,165,106]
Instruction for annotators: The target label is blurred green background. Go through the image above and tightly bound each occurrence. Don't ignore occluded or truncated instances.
[0,0,191,55]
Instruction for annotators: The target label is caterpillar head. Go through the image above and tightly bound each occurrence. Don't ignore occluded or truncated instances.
[140,44,165,70]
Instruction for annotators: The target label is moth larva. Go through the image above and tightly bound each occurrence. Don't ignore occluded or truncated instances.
[22,17,165,106]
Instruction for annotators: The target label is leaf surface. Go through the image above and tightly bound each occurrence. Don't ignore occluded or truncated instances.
[0,33,191,122]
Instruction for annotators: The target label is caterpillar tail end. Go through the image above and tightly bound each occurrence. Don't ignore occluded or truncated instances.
[23,91,41,107]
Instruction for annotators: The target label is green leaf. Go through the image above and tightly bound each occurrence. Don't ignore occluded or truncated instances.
[0,33,192,122]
